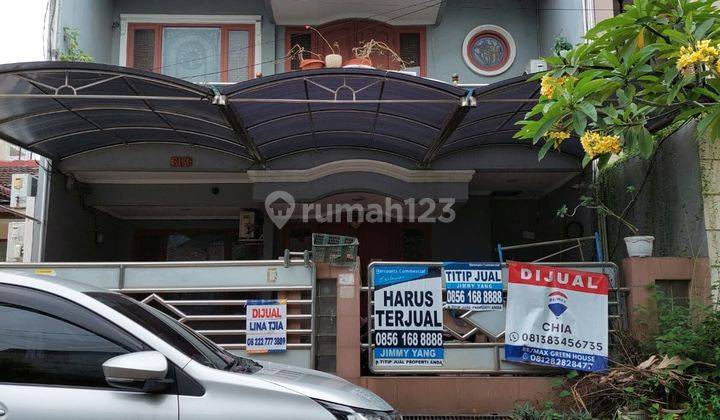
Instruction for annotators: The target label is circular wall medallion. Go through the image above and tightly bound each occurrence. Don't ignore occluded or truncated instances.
[462,25,516,76]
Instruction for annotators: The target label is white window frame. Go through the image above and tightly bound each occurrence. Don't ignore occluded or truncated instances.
[119,14,262,80]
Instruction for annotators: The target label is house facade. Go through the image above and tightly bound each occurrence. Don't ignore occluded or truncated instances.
[25,0,614,265]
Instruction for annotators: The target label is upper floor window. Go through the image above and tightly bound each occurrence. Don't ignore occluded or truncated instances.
[126,23,256,83]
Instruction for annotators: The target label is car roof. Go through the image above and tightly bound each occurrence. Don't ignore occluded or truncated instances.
[0,270,114,294]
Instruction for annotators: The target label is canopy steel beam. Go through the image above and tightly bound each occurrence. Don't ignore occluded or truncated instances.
[217,104,265,167]
[420,93,476,166]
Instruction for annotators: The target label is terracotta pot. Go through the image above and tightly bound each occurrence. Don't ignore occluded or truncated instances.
[324,54,343,68]
[342,57,373,68]
[299,58,325,70]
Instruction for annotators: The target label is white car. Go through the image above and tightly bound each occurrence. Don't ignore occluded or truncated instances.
[0,272,399,419]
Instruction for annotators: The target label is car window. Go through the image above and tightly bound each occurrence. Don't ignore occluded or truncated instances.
[88,292,234,370]
[0,285,147,388]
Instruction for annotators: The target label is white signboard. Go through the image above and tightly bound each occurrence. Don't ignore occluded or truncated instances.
[245,299,287,353]
[372,265,443,366]
[504,262,608,372]
[444,262,503,311]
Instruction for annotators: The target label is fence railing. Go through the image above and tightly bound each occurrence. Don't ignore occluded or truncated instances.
[365,261,625,374]
[0,259,317,369]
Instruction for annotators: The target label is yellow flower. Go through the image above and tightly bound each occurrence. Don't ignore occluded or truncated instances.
[580,131,622,158]
[547,130,570,141]
[540,74,556,97]
[676,39,719,71]
[540,74,573,98]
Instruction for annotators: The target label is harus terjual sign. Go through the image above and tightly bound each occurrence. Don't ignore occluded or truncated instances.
[372,265,443,366]
[504,262,608,372]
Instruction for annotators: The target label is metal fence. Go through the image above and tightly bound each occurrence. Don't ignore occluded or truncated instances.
[0,259,317,369]
[366,261,625,374]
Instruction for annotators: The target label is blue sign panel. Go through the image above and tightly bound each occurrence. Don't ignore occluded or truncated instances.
[444,262,503,311]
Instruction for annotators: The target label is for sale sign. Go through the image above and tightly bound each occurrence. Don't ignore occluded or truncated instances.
[372,265,443,366]
[504,262,608,372]
[245,299,287,353]
[444,262,503,311]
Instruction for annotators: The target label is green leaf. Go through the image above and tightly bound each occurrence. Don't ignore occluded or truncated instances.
[638,127,654,158]
[566,370,579,379]
[572,111,587,134]
[697,107,720,137]
[694,17,714,38]
[538,138,555,161]
[532,113,562,144]
[577,102,598,121]
[582,154,593,168]
[558,390,571,398]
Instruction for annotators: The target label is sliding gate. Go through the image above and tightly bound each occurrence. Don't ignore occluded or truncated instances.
[367,261,624,374]
[0,259,316,369]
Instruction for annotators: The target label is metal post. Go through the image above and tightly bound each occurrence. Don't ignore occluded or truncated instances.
[497,243,504,262]
[594,231,604,262]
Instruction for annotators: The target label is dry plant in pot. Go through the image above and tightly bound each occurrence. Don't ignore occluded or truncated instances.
[304,25,342,68]
[347,39,409,69]
[286,44,325,70]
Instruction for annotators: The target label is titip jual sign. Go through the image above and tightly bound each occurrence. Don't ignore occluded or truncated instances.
[504,262,609,372]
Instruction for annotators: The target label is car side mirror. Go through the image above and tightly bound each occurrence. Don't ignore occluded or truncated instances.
[103,351,172,392]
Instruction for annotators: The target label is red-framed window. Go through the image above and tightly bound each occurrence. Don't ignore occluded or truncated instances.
[284,20,426,76]
[127,23,256,83]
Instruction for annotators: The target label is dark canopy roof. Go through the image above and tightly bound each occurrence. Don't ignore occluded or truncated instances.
[0,61,582,166]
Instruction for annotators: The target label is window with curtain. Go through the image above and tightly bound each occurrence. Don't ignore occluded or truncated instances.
[127,23,255,83]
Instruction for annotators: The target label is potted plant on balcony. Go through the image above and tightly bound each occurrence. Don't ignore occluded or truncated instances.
[286,44,326,70]
[304,25,342,68]
[346,39,408,69]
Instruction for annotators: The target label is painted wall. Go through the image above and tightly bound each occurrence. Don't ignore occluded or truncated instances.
[44,172,124,261]
[58,0,115,64]
[54,0,557,85]
[427,0,539,84]
[601,124,709,267]
[537,0,586,58]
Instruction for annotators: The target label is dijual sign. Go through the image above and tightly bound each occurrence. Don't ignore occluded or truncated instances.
[504,261,609,372]
[444,262,503,311]
[372,265,443,366]
[245,299,287,353]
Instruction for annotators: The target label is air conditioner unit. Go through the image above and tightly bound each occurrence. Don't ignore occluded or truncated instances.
[6,221,24,262]
[10,173,37,208]
[525,59,547,74]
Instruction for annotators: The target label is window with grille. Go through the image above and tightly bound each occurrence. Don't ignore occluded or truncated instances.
[127,23,255,83]
[399,32,421,69]
[655,279,690,308]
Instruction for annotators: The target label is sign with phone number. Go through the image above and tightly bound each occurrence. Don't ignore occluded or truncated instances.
[444,262,503,311]
[504,262,609,372]
[372,265,444,366]
[245,299,287,353]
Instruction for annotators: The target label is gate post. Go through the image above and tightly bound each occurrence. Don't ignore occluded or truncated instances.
[316,260,362,383]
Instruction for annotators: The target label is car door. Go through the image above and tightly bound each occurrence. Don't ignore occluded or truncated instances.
[0,284,178,420]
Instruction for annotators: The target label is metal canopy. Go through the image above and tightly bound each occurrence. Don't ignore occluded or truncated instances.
[0,62,583,166]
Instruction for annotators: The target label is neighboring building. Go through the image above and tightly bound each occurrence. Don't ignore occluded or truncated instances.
[0,0,51,260]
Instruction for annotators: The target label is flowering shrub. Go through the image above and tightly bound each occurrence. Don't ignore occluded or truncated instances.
[514,0,720,167]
